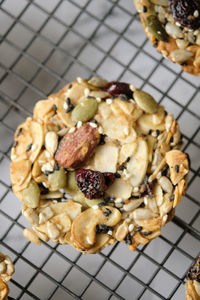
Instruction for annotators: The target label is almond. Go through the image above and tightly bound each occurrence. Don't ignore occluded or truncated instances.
[55,123,100,168]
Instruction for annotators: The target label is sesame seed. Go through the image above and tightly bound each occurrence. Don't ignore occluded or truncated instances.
[124,127,129,135]
[98,126,103,134]
[194,10,199,18]
[92,205,98,210]
[148,129,152,135]
[152,131,157,137]
[77,77,82,83]
[128,224,134,232]
[129,84,135,92]
[115,173,121,178]
[175,165,179,173]
[66,104,74,113]
[133,187,139,193]
[106,98,112,104]
[45,151,51,158]
[156,129,160,136]
[77,121,82,128]
[42,182,47,188]
[11,154,17,160]
[115,198,122,203]
[26,143,32,152]
[84,88,90,97]
[89,122,97,128]
[13,140,18,147]
[142,231,152,236]
[107,230,113,236]
[16,127,22,137]
[134,226,143,232]
[63,102,68,110]
[66,97,71,105]
[68,127,76,133]
[144,197,148,205]
[96,97,101,103]
[142,5,147,12]
[68,84,72,90]
[53,104,57,111]
[126,156,130,162]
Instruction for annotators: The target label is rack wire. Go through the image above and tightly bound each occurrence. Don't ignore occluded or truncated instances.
[0,0,199,299]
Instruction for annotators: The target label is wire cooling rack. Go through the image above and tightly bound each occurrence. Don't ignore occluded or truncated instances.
[0,0,199,299]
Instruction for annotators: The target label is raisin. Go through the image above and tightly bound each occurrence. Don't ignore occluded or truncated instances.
[102,81,133,99]
[169,0,200,30]
[75,169,114,199]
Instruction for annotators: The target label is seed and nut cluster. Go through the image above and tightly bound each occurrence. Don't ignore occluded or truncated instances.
[0,252,14,300]
[185,255,200,300]
[134,0,200,75]
[10,77,189,254]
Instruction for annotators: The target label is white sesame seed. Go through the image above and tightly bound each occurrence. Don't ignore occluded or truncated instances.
[92,205,98,210]
[11,154,17,160]
[144,197,148,206]
[129,84,135,92]
[194,10,199,18]
[176,22,181,27]
[63,102,68,110]
[84,88,90,97]
[77,77,82,84]
[115,203,123,208]
[32,144,36,151]
[106,98,112,104]
[89,122,97,128]
[194,30,199,35]
[77,121,82,128]
[64,91,70,98]
[124,173,131,179]
[107,230,113,236]
[42,182,47,188]
[98,126,103,134]
[115,198,122,203]
[128,224,134,232]
[96,97,101,103]
[162,214,168,223]
[123,169,127,175]
[45,151,51,158]
[124,127,129,135]
[52,200,58,203]
[68,127,75,133]
[133,187,139,193]
[152,131,157,137]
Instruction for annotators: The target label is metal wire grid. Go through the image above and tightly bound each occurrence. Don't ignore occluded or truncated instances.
[0,0,199,299]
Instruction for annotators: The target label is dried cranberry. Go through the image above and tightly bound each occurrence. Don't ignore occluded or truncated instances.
[169,0,200,30]
[76,169,115,199]
[103,81,133,99]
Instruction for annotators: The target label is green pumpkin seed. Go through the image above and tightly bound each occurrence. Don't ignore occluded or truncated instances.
[67,171,79,191]
[48,168,67,191]
[146,15,168,42]
[21,180,40,208]
[73,192,87,206]
[71,99,98,122]
[134,89,158,114]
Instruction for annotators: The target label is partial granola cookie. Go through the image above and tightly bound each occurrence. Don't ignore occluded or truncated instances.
[10,77,189,254]
[0,252,15,300]
[185,255,200,300]
[134,0,200,75]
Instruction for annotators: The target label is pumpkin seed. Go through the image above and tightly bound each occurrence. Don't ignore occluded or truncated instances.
[67,171,79,191]
[21,180,40,208]
[71,99,98,122]
[88,77,108,88]
[134,89,158,114]
[73,191,87,206]
[48,168,67,191]
[85,198,103,207]
[146,15,168,42]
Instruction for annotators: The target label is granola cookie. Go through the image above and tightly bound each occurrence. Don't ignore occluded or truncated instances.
[0,252,15,300]
[134,0,200,75]
[10,77,190,254]
[185,255,200,300]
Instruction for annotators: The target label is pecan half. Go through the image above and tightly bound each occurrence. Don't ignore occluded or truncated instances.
[55,123,100,168]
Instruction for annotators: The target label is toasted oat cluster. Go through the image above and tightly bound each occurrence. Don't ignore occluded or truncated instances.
[134,0,200,75]
[0,252,15,300]
[185,255,200,300]
[10,77,189,254]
